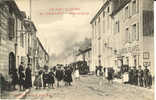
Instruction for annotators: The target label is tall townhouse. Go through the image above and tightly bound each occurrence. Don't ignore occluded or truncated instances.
[0,0,25,79]
[110,0,154,75]
[90,0,154,76]
[24,19,37,75]
[90,0,113,72]
[36,38,49,71]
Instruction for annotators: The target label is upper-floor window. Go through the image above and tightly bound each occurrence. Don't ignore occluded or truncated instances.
[0,10,2,27]
[8,17,15,40]
[132,24,137,41]
[103,11,105,17]
[114,21,120,33]
[125,28,130,43]
[20,33,24,47]
[125,5,130,19]
[107,7,110,13]
[132,0,137,15]
[98,17,101,35]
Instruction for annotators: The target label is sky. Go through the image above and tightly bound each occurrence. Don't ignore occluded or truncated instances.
[15,0,103,56]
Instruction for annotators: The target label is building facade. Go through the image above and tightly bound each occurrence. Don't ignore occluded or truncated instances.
[36,38,49,71]
[0,0,47,79]
[90,0,154,75]
[0,0,25,80]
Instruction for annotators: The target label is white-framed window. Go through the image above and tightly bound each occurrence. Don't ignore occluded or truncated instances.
[125,5,130,19]
[114,21,120,33]
[132,0,137,15]
[132,24,137,41]
[132,23,139,41]
[98,17,101,35]
[103,11,105,17]
[125,28,130,43]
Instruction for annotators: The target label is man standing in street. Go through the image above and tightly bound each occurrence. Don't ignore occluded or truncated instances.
[138,65,144,87]
[133,66,138,85]
[144,66,150,88]
[18,62,25,91]
[25,64,32,89]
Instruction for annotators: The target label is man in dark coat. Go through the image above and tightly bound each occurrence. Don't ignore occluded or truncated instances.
[18,62,25,91]
[133,66,138,85]
[25,64,32,89]
[144,66,150,88]
[138,65,144,87]
[11,68,19,90]
[66,67,73,86]
[128,67,134,84]
[56,66,64,87]
[48,68,55,88]
[43,70,49,89]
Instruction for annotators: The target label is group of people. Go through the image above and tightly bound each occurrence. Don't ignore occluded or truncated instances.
[95,66,115,83]
[127,65,153,88]
[34,64,77,89]
[95,65,153,89]
[10,62,32,91]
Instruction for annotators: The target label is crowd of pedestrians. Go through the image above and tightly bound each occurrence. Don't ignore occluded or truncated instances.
[33,64,76,89]
[95,64,153,89]
[127,65,153,88]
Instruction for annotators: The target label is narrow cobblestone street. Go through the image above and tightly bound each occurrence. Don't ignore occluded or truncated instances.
[25,75,154,100]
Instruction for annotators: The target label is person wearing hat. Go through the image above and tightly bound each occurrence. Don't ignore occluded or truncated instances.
[25,64,32,89]
[10,68,18,90]
[133,66,138,85]
[48,68,55,89]
[55,66,64,87]
[138,65,144,87]
[128,67,134,85]
[18,62,25,91]
[143,66,149,88]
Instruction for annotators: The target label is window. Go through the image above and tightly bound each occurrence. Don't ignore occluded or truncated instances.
[125,6,130,19]
[20,33,24,47]
[8,17,15,40]
[0,11,2,27]
[103,20,105,33]
[107,7,110,13]
[132,24,137,41]
[125,28,130,43]
[114,21,120,33]
[132,0,137,15]
[103,11,105,17]
[98,17,101,35]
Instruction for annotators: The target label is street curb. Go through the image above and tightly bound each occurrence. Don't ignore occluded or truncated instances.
[16,89,30,99]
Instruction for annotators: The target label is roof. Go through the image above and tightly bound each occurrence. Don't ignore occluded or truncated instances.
[110,0,131,16]
[4,0,24,20]
[90,0,109,24]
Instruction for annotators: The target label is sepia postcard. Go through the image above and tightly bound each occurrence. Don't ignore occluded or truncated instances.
[0,0,155,100]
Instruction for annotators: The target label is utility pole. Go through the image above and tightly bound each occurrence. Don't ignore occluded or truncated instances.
[30,0,32,20]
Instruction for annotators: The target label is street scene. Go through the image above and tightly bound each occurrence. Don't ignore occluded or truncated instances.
[0,0,154,100]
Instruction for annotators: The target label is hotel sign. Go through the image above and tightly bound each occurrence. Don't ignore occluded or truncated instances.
[119,45,140,55]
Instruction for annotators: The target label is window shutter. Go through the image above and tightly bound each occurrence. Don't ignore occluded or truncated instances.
[136,23,139,41]
[137,0,139,13]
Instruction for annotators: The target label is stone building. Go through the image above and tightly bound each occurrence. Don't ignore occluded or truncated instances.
[90,0,154,75]
[0,0,25,79]
[0,0,40,79]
